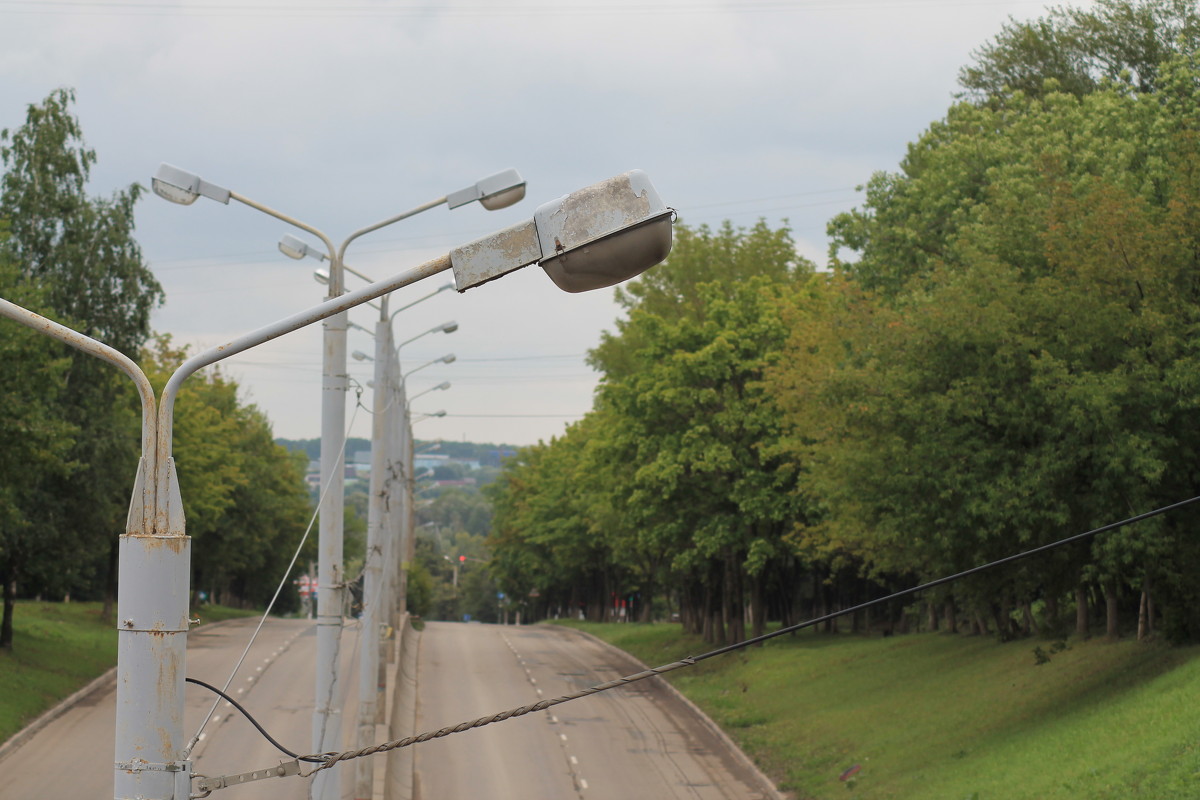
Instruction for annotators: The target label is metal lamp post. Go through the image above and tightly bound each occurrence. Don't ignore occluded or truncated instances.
[340,310,457,800]
[152,163,524,800]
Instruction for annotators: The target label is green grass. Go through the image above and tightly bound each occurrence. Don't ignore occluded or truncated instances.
[0,600,261,745]
[0,601,116,744]
[553,620,1200,799]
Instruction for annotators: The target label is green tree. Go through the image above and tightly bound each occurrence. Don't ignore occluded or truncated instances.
[807,53,1200,639]
[0,252,76,649]
[958,0,1200,102]
[0,89,162,628]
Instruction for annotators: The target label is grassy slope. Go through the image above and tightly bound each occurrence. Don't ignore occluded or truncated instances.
[554,621,1200,800]
[0,600,259,745]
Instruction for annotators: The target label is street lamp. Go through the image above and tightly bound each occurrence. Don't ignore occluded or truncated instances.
[408,381,450,403]
[124,165,670,800]
[403,353,455,382]
[449,170,672,293]
[397,320,458,350]
[153,164,524,800]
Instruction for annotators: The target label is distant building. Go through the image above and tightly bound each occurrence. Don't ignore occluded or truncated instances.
[415,453,449,471]
[434,478,477,488]
[482,448,518,467]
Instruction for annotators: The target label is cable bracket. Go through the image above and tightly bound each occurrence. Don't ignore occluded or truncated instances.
[192,759,303,795]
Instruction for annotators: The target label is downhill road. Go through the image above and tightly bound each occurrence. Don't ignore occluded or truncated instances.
[412,621,777,799]
[0,616,364,800]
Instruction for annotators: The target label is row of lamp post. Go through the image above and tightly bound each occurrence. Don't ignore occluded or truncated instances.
[0,163,673,800]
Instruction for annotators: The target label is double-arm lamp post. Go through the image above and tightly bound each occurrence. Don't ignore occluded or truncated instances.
[3,166,671,800]
[152,164,524,799]
[344,300,457,798]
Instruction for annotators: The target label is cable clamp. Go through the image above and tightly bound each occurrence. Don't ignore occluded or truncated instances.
[115,758,188,772]
[192,759,301,795]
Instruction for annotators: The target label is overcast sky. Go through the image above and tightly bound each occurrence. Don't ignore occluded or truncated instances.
[1,0,1076,448]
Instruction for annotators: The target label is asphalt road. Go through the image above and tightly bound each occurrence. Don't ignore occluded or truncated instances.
[0,616,364,800]
[412,622,777,800]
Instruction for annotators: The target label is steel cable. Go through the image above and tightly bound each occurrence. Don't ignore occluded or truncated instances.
[300,492,1200,774]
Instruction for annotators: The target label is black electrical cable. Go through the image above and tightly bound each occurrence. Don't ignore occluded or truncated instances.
[184,677,328,763]
[304,492,1200,772]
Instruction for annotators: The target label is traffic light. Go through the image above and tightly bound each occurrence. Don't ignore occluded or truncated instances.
[459,555,467,563]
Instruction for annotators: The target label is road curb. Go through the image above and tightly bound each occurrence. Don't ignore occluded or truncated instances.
[561,625,790,800]
[0,665,117,769]
[0,614,248,769]
[383,615,420,800]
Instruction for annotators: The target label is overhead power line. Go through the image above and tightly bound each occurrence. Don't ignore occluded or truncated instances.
[0,1,1054,18]
[189,491,1200,795]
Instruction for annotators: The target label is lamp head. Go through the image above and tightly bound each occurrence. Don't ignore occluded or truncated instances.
[534,170,673,293]
[435,381,451,391]
[313,269,330,286]
[449,170,673,293]
[352,350,371,362]
[440,321,459,334]
[440,354,456,365]
[280,233,325,262]
[152,163,231,206]
[447,168,526,211]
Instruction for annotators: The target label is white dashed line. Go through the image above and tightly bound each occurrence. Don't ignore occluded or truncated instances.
[570,756,578,765]
[580,779,589,790]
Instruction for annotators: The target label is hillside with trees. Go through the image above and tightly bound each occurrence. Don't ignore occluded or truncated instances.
[486,0,1200,644]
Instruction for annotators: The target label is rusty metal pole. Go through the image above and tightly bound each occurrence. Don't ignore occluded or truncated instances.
[353,312,391,799]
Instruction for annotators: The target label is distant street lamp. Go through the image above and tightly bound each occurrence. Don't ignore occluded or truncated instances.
[408,380,451,403]
[404,353,456,382]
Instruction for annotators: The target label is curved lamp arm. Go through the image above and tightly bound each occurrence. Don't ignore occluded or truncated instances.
[0,297,158,534]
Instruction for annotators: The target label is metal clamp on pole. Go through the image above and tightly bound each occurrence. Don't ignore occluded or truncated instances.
[192,759,302,796]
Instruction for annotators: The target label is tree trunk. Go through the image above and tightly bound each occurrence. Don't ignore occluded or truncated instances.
[926,602,939,633]
[101,536,117,624]
[1146,581,1155,638]
[724,555,745,645]
[1022,602,1038,637]
[1137,588,1149,641]
[1075,586,1090,638]
[1,559,15,651]
[1104,582,1119,639]
[750,572,765,641]
[944,598,957,634]
[1044,593,1059,633]
[642,566,656,623]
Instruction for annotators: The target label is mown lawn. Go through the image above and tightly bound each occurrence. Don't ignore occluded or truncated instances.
[0,600,259,745]
[553,620,1200,799]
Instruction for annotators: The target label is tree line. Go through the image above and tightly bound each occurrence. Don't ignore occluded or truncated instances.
[0,89,312,650]
[485,0,1200,645]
